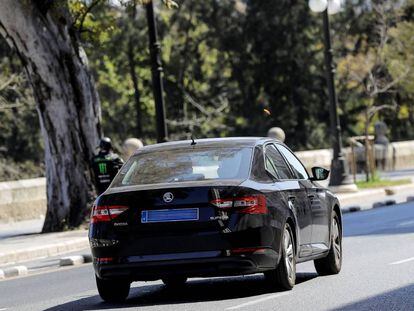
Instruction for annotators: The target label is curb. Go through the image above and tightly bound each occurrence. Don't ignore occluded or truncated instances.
[338,183,414,214]
[343,196,413,214]
[0,253,91,280]
[373,199,397,209]
[59,255,84,266]
[83,254,93,263]
[59,254,92,267]
[0,237,89,266]
[341,205,362,214]
[0,265,28,279]
[337,188,385,207]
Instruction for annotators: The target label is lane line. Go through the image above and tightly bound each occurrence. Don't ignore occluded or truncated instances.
[389,257,414,265]
[225,292,290,310]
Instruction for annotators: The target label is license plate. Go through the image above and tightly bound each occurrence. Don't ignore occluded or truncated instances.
[141,208,199,223]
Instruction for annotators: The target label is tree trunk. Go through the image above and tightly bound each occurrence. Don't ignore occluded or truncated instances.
[0,1,102,232]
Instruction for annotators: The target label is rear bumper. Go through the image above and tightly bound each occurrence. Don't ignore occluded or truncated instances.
[94,250,279,281]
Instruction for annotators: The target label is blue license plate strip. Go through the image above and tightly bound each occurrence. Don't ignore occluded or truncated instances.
[141,208,199,223]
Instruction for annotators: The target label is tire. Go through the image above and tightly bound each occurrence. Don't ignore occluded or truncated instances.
[264,222,296,290]
[162,276,188,288]
[314,211,342,276]
[96,276,130,303]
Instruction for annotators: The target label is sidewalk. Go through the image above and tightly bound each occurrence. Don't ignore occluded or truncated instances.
[0,228,88,266]
[0,218,43,239]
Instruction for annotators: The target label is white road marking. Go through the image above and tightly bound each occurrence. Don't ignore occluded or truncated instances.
[397,219,414,227]
[0,308,8,310]
[225,292,290,310]
[389,257,414,265]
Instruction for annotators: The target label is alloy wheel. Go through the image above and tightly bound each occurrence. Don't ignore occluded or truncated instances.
[284,227,295,282]
[332,218,341,265]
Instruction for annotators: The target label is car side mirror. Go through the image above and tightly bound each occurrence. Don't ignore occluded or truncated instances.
[310,167,330,181]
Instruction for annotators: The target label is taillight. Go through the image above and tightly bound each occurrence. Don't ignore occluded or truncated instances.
[210,194,267,214]
[91,205,129,223]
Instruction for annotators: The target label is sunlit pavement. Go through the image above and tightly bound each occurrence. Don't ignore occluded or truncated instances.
[1,202,414,311]
[0,219,43,240]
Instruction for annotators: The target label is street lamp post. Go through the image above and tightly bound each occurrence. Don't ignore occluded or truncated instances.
[309,0,357,191]
[145,0,168,143]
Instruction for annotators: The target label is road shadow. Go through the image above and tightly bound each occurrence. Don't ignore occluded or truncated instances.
[43,272,317,310]
[331,283,414,310]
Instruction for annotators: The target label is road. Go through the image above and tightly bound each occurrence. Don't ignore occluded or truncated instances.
[1,202,414,311]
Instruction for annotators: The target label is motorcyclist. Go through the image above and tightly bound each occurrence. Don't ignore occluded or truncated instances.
[92,137,124,195]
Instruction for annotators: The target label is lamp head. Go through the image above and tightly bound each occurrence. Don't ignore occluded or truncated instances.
[309,0,328,13]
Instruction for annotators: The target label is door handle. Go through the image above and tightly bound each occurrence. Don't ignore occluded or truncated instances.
[288,196,296,203]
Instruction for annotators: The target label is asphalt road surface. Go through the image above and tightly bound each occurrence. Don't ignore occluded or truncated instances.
[1,202,414,311]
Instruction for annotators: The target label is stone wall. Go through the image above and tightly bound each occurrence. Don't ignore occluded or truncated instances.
[0,178,46,223]
[296,140,414,173]
[392,141,414,170]
[296,149,333,171]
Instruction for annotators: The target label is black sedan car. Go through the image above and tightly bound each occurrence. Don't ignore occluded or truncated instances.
[89,137,342,302]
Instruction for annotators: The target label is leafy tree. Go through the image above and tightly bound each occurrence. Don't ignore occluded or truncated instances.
[0,39,44,180]
[336,1,406,180]
[0,40,42,161]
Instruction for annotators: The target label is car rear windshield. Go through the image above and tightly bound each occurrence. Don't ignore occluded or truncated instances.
[111,147,252,187]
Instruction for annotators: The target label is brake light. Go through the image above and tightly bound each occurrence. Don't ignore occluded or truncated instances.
[210,194,267,214]
[91,205,129,223]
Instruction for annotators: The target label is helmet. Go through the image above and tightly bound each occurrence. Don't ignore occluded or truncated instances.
[99,137,112,151]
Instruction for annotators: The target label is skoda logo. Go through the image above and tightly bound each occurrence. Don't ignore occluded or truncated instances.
[163,192,174,203]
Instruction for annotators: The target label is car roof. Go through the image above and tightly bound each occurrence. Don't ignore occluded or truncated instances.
[133,137,281,155]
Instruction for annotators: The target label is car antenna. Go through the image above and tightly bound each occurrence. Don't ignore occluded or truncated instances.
[190,135,197,146]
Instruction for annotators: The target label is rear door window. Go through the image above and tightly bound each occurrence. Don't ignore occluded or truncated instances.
[265,144,293,180]
[276,144,309,180]
[251,146,273,182]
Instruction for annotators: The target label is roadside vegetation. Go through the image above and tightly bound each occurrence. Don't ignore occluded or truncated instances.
[356,175,411,189]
